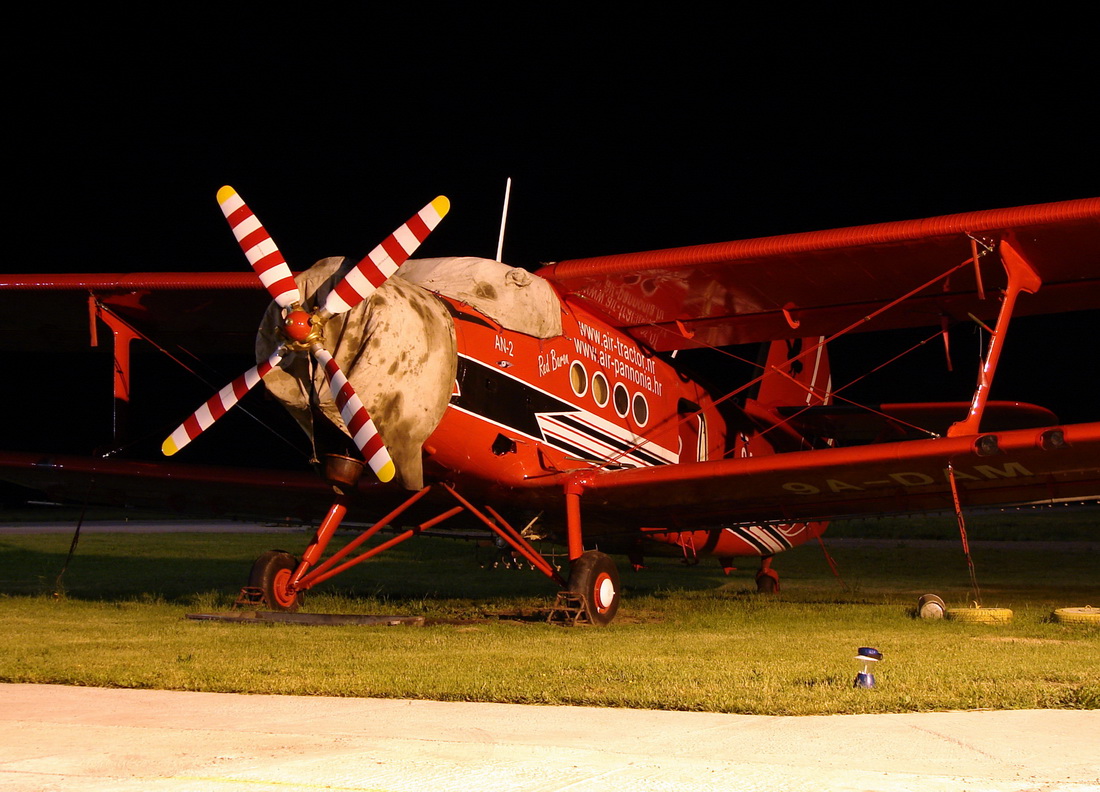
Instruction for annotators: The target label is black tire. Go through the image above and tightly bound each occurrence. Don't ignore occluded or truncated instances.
[568,551,620,626]
[249,550,301,612]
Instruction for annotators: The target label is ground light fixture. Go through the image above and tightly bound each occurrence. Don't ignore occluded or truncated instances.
[854,646,883,688]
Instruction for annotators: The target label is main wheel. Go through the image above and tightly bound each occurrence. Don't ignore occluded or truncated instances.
[568,551,620,626]
[249,550,301,611]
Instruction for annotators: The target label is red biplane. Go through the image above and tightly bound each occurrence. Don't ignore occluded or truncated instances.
[3,191,1098,624]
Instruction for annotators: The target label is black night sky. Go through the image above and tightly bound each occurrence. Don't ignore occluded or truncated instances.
[5,11,1099,452]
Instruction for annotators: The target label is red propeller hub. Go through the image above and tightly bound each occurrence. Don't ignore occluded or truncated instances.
[283,309,313,343]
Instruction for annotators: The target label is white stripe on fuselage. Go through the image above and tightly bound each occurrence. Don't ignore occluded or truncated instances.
[536,412,677,466]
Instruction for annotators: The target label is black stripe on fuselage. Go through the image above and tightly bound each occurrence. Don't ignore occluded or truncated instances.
[451,356,668,466]
[452,356,578,439]
[727,527,772,555]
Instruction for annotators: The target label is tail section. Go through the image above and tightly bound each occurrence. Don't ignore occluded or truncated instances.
[741,336,832,453]
[755,336,831,410]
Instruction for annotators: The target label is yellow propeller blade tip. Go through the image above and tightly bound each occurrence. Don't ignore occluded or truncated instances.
[216,185,238,205]
[432,195,450,217]
[375,460,396,483]
[161,438,179,457]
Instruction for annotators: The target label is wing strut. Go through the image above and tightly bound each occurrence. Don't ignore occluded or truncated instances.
[88,297,140,445]
[948,239,1042,437]
[946,462,983,606]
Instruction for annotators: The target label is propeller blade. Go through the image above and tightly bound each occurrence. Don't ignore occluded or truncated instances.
[162,349,285,456]
[217,185,302,308]
[323,196,450,315]
[311,346,395,483]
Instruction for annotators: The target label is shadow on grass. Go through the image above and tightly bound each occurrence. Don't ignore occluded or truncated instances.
[3,528,1096,622]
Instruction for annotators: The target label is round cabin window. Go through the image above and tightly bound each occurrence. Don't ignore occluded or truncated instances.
[632,392,649,426]
[569,360,587,397]
[592,372,609,407]
[613,382,629,417]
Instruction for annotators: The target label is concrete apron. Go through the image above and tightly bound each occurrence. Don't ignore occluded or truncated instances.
[2,684,1098,791]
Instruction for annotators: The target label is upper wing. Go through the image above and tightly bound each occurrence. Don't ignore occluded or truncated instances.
[539,197,1100,351]
[568,421,1100,528]
[1,273,268,354]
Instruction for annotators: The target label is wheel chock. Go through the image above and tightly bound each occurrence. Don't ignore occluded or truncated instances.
[547,591,591,626]
[234,586,267,609]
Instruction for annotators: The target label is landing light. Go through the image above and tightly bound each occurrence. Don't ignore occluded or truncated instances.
[1039,429,1066,451]
[974,434,1000,457]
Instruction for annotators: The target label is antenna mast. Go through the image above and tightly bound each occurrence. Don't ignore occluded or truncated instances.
[495,177,512,262]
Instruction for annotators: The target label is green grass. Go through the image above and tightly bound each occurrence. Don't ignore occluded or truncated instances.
[0,524,1097,715]
[829,506,1100,542]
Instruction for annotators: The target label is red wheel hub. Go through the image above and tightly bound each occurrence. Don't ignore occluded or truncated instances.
[271,567,298,609]
[592,572,615,613]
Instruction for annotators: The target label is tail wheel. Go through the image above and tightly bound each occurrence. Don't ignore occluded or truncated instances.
[755,555,780,593]
[249,550,301,612]
[568,551,620,626]
[755,572,778,594]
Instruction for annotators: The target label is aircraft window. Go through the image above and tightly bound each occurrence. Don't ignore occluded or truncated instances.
[613,382,629,417]
[632,392,649,426]
[569,360,588,397]
[592,372,609,407]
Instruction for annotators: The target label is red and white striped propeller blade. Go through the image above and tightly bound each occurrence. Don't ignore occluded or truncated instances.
[311,346,395,483]
[217,186,302,308]
[162,349,285,456]
[323,196,450,316]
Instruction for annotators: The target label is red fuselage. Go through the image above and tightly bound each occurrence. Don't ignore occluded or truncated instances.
[420,285,826,559]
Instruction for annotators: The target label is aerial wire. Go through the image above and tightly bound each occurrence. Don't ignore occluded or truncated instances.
[53,476,97,597]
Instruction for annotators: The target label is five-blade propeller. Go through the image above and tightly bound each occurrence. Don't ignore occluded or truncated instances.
[162,186,449,485]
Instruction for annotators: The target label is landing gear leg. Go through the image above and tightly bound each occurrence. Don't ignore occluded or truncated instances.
[755,555,780,593]
[568,551,621,626]
[249,550,302,611]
